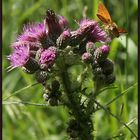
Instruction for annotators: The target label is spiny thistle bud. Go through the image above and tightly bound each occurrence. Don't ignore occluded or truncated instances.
[94,45,110,62]
[41,33,55,49]
[56,29,71,48]
[86,41,96,54]
[100,58,114,75]
[67,119,81,138]
[105,73,116,85]
[93,73,106,89]
[93,67,103,75]
[23,57,39,73]
[92,62,106,83]
[45,9,63,42]
[43,86,51,97]
[101,45,110,54]
[68,130,79,138]
[50,90,62,100]
[92,59,114,87]
[29,50,37,58]
[93,70,106,82]
[40,64,49,70]
[35,70,48,84]
[48,97,58,106]
[96,73,106,81]
[35,48,43,61]
[51,80,60,92]
[82,52,92,63]
[92,60,99,69]
[39,47,57,70]
[43,83,61,104]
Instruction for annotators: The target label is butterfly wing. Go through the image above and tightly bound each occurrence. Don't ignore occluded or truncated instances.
[117,28,128,35]
[112,27,120,37]
[110,27,127,38]
[96,1,112,24]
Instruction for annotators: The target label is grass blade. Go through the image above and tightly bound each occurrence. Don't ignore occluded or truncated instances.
[3,83,39,101]
[94,100,138,139]
[3,101,48,107]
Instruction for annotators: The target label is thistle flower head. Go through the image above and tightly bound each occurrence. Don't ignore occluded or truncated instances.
[8,44,30,69]
[94,45,110,62]
[17,34,37,42]
[35,70,48,84]
[100,45,110,54]
[86,42,96,54]
[82,52,92,63]
[39,47,57,68]
[79,18,111,43]
[62,29,71,38]
[90,24,111,43]
[58,15,68,29]
[18,23,46,43]
[79,18,97,27]
[105,74,116,85]
[56,29,71,48]
[69,21,96,46]
[11,41,39,51]
[100,58,114,75]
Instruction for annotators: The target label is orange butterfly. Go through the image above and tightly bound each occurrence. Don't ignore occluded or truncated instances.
[96,1,127,38]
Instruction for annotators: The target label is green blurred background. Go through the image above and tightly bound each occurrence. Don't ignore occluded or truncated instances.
[2,0,138,140]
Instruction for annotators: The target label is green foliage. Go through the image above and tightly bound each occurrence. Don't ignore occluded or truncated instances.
[3,0,137,140]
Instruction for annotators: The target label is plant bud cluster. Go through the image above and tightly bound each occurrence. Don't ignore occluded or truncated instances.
[43,80,61,106]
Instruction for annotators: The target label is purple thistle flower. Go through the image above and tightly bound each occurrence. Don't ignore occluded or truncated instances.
[90,25,111,43]
[8,44,30,69]
[62,29,71,38]
[21,23,47,42]
[82,52,92,63]
[94,45,110,62]
[58,16,68,30]
[101,45,110,54]
[17,33,37,42]
[86,42,96,54]
[11,41,40,51]
[47,46,58,53]
[56,29,71,48]
[79,18,111,43]
[39,47,57,68]
[69,21,96,46]
[79,18,97,27]
[16,22,54,49]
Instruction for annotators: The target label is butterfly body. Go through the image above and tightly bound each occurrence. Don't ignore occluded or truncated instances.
[96,1,127,38]
[103,22,120,37]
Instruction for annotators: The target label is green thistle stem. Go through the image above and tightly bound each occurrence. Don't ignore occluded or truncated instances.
[86,73,102,114]
[59,63,93,140]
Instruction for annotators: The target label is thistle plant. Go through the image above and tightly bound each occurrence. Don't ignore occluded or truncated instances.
[6,9,137,140]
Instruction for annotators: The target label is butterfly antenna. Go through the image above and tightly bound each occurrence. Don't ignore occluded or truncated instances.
[73,18,79,25]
